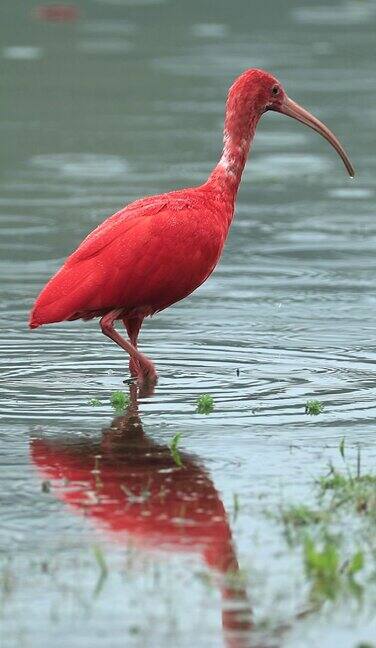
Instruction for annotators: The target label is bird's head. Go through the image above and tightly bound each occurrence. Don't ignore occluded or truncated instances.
[227,68,354,177]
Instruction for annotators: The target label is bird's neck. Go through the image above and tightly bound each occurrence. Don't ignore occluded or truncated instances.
[207,106,260,201]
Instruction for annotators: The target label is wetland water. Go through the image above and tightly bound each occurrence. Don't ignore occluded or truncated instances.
[1,0,376,646]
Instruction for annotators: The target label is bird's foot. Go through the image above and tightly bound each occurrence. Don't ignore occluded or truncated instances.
[129,355,158,388]
[137,373,157,398]
[138,362,158,385]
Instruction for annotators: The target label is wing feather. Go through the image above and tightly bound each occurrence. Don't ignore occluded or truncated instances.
[29,196,199,327]
[67,199,168,265]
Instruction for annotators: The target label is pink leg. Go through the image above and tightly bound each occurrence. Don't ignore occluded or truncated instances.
[122,317,143,378]
[100,310,157,383]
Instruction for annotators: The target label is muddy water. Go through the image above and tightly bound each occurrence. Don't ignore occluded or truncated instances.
[1,1,376,646]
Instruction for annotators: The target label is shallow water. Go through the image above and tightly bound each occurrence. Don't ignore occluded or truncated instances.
[1,1,376,646]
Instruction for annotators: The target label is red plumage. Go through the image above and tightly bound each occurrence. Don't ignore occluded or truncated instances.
[29,68,353,382]
[29,189,229,328]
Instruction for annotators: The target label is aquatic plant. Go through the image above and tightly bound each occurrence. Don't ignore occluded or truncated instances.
[88,397,102,406]
[121,482,151,504]
[319,468,376,517]
[196,394,214,414]
[93,545,108,576]
[305,399,324,415]
[318,442,376,516]
[281,505,328,530]
[110,391,130,412]
[92,545,108,596]
[233,493,240,521]
[339,436,346,460]
[278,442,376,607]
[304,536,364,602]
[169,432,184,468]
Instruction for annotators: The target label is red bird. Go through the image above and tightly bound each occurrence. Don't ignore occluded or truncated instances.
[30,69,354,383]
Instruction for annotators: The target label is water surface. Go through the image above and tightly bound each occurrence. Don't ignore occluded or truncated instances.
[1,1,376,646]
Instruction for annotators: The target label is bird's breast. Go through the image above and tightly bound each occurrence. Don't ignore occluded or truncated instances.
[142,211,227,311]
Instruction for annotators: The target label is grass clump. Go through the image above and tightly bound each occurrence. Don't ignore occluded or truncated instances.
[304,536,364,602]
[110,391,130,412]
[196,394,214,414]
[278,442,375,607]
[305,399,324,415]
[281,505,328,529]
[318,440,376,516]
[304,537,340,600]
[318,466,376,517]
[169,432,184,468]
[88,397,102,406]
[280,504,330,547]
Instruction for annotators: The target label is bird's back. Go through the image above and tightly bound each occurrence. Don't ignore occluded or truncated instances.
[29,186,232,328]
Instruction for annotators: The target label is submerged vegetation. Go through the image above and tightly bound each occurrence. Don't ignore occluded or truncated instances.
[305,399,324,415]
[110,391,130,412]
[303,537,364,602]
[196,394,214,414]
[169,432,184,468]
[92,545,108,596]
[88,392,131,411]
[280,440,376,605]
[88,397,102,406]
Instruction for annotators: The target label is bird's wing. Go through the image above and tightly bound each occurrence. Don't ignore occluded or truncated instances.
[66,197,169,266]
[29,194,210,327]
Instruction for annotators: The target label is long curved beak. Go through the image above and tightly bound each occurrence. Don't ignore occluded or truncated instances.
[275,96,354,177]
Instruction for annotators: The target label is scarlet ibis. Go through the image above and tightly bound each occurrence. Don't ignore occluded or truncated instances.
[29,69,354,383]
[31,386,253,643]
[34,5,79,21]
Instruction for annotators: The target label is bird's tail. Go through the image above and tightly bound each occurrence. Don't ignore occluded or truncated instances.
[29,260,100,329]
[29,315,41,329]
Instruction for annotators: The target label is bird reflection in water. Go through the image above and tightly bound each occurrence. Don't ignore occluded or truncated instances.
[30,385,254,648]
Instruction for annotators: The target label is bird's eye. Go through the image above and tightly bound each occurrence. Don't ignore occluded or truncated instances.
[272,85,280,96]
